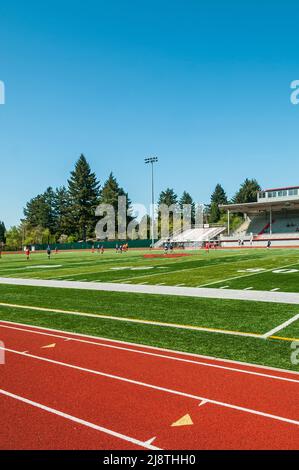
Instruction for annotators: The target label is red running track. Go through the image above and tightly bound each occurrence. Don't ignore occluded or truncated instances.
[0,320,298,450]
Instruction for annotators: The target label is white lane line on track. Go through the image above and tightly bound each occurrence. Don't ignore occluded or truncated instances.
[1,346,299,427]
[0,302,261,339]
[263,314,299,339]
[0,388,161,450]
[0,324,299,384]
[1,319,299,377]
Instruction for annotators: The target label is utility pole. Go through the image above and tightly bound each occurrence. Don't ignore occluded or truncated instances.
[144,157,158,247]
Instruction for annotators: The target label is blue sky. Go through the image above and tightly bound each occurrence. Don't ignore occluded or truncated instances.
[1,0,299,227]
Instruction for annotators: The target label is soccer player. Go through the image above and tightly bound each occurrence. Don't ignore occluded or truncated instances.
[25,247,30,260]
[47,245,51,259]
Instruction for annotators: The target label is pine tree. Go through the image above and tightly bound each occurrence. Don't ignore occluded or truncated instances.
[179,191,195,225]
[68,154,100,241]
[211,184,228,205]
[54,186,73,238]
[158,188,178,207]
[208,184,228,223]
[99,172,133,238]
[233,179,261,204]
[0,221,6,244]
[23,187,56,233]
[209,202,221,223]
[158,188,179,237]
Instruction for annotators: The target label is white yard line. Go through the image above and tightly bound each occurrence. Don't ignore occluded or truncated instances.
[263,314,299,339]
[196,261,299,288]
[110,253,263,283]
[1,347,299,427]
[0,301,261,339]
[1,277,299,304]
[0,388,161,450]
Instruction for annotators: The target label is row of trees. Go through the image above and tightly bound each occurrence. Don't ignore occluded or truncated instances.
[156,178,261,225]
[4,155,134,248]
[1,152,261,249]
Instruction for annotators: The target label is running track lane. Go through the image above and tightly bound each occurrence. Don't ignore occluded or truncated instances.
[0,321,298,449]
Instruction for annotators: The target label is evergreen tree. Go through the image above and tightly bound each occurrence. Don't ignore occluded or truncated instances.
[23,187,56,233]
[208,184,228,223]
[68,155,100,241]
[211,184,228,205]
[233,178,261,204]
[0,221,6,243]
[209,202,221,223]
[99,172,133,238]
[179,191,195,225]
[54,186,73,237]
[157,188,179,237]
[158,188,178,207]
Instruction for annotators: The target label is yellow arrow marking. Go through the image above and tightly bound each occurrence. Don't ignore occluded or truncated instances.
[41,343,56,349]
[171,414,193,427]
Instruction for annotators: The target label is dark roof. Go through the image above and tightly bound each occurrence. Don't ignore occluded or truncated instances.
[263,186,299,192]
[219,198,299,213]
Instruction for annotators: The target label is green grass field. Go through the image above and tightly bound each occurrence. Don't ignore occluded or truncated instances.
[0,248,298,372]
[1,248,299,292]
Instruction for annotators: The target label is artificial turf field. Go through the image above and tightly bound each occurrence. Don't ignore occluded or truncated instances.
[1,247,299,291]
[0,248,298,372]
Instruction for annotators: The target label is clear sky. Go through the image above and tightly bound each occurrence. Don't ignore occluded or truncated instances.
[1,0,299,227]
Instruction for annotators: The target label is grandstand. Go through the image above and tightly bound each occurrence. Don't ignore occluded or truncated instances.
[155,225,225,248]
[219,185,299,247]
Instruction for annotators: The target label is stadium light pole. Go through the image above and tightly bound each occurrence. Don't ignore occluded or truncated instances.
[144,156,158,247]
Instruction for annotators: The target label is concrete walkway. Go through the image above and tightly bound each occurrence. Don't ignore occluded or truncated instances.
[0,277,299,305]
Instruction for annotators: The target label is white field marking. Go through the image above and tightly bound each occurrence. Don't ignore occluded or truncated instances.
[198,399,208,407]
[110,267,132,270]
[1,319,299,377]
[244,287,253,291]
[175,283,185,287]
[220,286,229,289]
[0,321,298,384]
[263,314,299,339]
[0,301,261,339]
[111,253,299,284]
[44,269,109,280]
[110,254,246,283]
[196,261,299,288]
[144,437,156,446]
[131,267,154,271]
[0,388,161,450]
[271,288,280,292]
[1,346,299,427]
[25,265,62,269]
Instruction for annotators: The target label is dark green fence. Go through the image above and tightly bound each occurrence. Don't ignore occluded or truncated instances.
[30,239,157,251]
